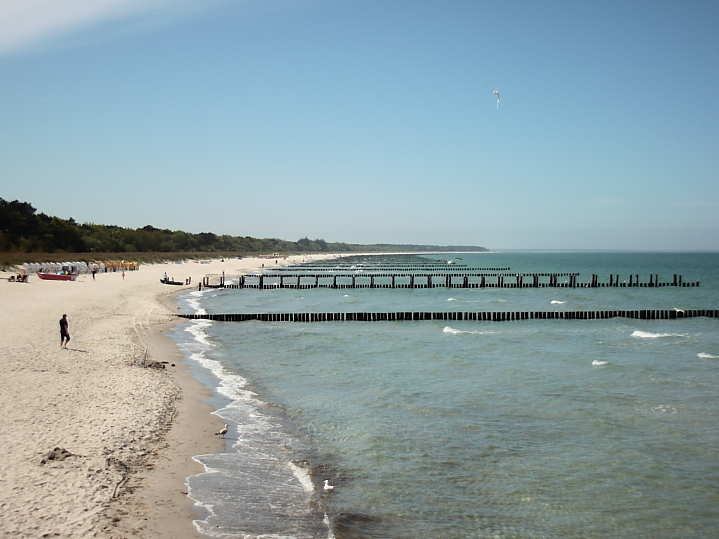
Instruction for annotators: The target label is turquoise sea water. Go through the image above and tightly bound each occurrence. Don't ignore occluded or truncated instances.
[174,252,719,539]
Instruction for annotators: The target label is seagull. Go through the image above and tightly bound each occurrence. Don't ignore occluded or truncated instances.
[447,257,463,264]
[673,308,685,313]
[323,480,334,491]
[484,86,500,108]
[216,424,229,438]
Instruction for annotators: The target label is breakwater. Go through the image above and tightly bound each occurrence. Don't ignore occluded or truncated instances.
[178,309,717,322]
[201,273,697,290]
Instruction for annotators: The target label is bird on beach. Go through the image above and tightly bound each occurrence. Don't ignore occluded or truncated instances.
[323,480,334,491]
[484,86,500,108]
[216,424,229,438]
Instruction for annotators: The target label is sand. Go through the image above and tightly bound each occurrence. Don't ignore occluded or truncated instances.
[0,254,336,538]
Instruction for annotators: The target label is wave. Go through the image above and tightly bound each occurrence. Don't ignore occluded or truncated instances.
[443,326,495,335]
[550,300,566,304]
[631,330,688,339]
[186,290,207,315]
[592,360,608,366]
[289,460,315,493]
[698,353,719,359]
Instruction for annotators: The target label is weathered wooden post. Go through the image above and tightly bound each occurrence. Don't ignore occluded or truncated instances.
[427,275,432,288]
[463,275,469,288]
[391,275,395,288]
[333,275,337,289]
[446,275,451,287]
[352,275,356,288]
[259,274,264,289]
[280,275,284,288]
[410,275,415,288]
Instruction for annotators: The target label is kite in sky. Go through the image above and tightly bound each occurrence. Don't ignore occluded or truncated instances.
[484,86,500,108]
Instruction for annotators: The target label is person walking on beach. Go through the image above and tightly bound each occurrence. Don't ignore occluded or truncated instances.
[59,314,70,349]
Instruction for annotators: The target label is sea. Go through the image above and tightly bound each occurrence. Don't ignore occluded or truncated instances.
[170,251,719,539]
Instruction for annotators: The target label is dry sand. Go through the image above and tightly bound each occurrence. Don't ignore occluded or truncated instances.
[0,254,337,538]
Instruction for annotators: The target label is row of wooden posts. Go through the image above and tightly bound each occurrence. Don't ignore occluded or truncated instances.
[275,266,509,272]
[200,273,697,290]
[179,309,718,323]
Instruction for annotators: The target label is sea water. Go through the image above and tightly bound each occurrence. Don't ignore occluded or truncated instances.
[172,252,719,539]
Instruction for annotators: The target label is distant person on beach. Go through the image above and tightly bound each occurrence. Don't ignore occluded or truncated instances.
[60,314,70,349]
[92,268,96,280]
[163,272,168,282]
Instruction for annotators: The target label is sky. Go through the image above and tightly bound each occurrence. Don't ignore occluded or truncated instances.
[1,0,718,250]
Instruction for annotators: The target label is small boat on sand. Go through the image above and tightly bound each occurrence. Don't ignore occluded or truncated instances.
[38,272,77,281]
[160,278,184,285]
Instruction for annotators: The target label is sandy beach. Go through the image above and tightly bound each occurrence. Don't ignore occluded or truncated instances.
[0,255,336,538]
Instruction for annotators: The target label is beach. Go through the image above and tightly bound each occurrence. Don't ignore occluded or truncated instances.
[0,255,334,538]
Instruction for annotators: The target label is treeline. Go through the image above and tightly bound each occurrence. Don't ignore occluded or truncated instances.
[0,198,486,255]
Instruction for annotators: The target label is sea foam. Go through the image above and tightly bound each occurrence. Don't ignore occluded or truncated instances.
[443,326,495,335]
[698,353,719,359]
[631,330,687,339]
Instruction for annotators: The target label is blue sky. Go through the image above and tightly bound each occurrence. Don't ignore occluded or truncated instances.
[1,0,718,250]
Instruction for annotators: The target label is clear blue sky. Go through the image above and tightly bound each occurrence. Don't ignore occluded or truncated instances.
[1,0,718,250]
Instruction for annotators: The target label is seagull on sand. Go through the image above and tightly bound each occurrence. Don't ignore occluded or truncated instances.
[323,480,334,491]
[216,424,229,438]
[484,86,500,108]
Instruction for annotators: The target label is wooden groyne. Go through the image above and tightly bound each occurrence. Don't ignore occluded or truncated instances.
[201,273,698,290]
[178,309,718,322]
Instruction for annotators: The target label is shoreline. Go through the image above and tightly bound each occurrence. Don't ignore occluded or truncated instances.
[0,254,340,538]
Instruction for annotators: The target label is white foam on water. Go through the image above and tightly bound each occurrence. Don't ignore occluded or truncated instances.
[186,290,207,315]
[443,326,496,335]
[592,360,608,366]
[698,352,719,359]
[631,330,688,339]
[288,461,315,493]
[179,290,328,538]
[551,300,566,304]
